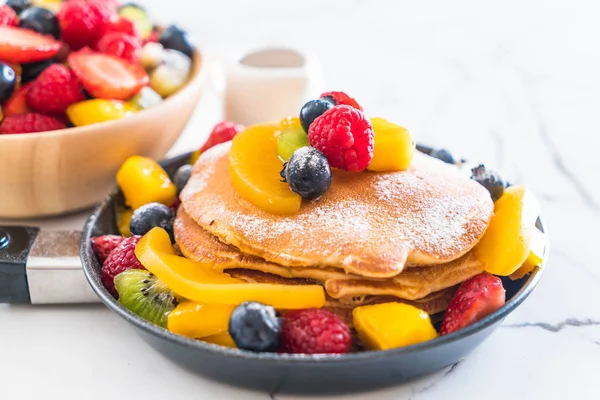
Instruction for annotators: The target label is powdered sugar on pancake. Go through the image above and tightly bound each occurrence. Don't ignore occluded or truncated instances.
[182,143,493,278]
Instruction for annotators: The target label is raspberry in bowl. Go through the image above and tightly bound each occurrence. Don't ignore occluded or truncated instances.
[0,0,207,218]
[81,91,548,393]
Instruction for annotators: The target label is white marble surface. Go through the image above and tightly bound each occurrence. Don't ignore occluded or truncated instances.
[2,0,600,398]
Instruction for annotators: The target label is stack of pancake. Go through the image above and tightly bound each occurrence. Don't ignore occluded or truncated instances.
[175,142,494,319]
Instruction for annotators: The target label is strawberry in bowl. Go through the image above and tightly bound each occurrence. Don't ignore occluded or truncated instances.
[0,0,196,133]
[0,0,207,219]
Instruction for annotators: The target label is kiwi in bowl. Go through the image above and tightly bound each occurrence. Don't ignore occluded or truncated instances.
[0,1,206,219]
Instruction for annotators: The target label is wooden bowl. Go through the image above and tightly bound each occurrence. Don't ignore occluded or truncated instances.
[0,50,207,219]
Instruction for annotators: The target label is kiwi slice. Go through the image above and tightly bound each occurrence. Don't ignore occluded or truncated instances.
[114,269,178,328]
[118,4,153,40]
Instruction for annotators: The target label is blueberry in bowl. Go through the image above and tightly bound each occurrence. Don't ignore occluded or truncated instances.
[0,0,207,218]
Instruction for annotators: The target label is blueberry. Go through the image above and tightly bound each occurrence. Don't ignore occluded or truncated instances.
[19,7,59,39]
[6,0,30,14]
[281,146,331,200]
[0,63,16,103]
[229,302,281,352]
[470,164,506,201]
[21,59,55,83]
[299,99,332,133]
[430,148,456,164]
[173,164,192,194]
[129,202,174,241]
[159,25,193,59]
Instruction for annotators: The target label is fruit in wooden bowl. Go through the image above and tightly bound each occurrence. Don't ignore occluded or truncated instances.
[0,1,207,218]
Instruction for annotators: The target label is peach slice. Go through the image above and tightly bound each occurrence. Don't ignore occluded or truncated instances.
[116,156,177,210]
[353,302,437,350]
[168,301,235,339]
[135,228,326,309]
[229,123,302,215]
[474,185,540,276]
[367,118,415,172]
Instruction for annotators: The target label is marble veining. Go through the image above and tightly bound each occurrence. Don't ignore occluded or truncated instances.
[502,318,600,333]
[1,0,599,399]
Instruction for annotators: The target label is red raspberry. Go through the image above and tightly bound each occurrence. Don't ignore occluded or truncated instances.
[200,121,245,152]
[104,18,139,39]
[26,64,85,115]
[0,5,18,26]
[280,308,352,354]
[320,91,363,111]
[101,235,144,297]
[91,235,125,264]
[84,0,120,11]
[57,0,114,50]
[308,105,374,172]
[96,32,141,64]
[0,113,66,134]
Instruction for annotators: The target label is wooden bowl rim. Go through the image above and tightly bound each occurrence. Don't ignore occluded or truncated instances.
[0,49,208,142]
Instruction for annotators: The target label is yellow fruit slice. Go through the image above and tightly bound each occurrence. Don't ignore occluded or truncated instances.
[190,149,201,165]
[229,123,302,215]
[116,155,177,210]
[353,302,437,350]
[32,0,62,13]
[168,301,235,339]
[367,117,415,172]
[136,228,326,309]
[202,332,237,348]
[116,207,134,237]
[474,185,541,276]
[67,99,137,127]
[509,228,547,280]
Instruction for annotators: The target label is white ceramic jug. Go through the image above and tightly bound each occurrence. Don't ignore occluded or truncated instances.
[223,47,323,126]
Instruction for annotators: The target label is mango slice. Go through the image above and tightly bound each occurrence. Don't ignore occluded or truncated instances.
[353,302,437,350]
[190,149,201,165]
[116,156,177,210]
[510,228,547,280]
[116,207,133,237]
[474,185,540,276]
[67,99,137,127]
[367,118,415,172]
[201,332,237,348]
[229,123,302,215]
[135,228,326,309]
[168,301,235,339]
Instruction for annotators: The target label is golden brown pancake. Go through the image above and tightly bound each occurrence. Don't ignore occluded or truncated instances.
[180,142,492,278]
[174,208,485,302]
[226,268,457,317]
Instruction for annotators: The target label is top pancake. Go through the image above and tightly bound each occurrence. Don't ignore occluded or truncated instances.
[181,142,493,278]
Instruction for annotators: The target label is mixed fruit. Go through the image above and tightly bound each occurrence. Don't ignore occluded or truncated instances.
[90,90,546,355]
[0,0,195,134]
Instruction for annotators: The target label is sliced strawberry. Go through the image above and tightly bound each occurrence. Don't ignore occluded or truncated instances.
[68,51,148,100]
[2,82,32,117]
[440,272,506,335]
[0,26,61,63]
